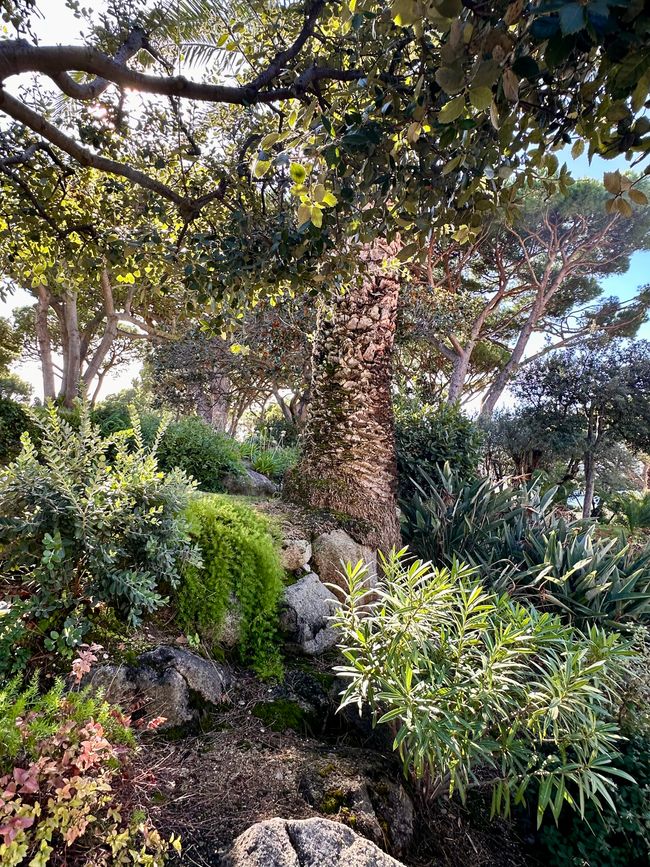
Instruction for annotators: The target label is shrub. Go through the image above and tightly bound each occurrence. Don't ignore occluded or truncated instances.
[609,491,650,533]
[395,401,482,498]
[156,415,245,492]
[241,431,299,482]
[0,398,36,466]
[0,401,199,677]
[402,465,650,630]
[540,734,650,867]
[333,550,632,824]
[177,494,284,677]
[0,674,177,865]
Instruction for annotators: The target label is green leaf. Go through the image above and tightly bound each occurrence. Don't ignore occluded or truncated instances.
[439,96,465,124]
[290,163,307,183]
[469,86,493,111]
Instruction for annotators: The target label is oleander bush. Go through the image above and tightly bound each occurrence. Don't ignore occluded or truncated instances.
[176,494,284,677]
[0,673,177,866]
[333,550,633,824]
[0,400,199,678]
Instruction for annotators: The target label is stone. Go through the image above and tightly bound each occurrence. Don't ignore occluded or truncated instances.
[281,538,313,571]
[222,468,278,496]
[252,669,332,735]
[298,751,414,858]
[85,646,231,729]
[312,529,377,593]
[225,817,406,867]
[279,572,338,655]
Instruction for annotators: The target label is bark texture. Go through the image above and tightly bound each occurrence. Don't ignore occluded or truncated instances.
[284,242,401,550]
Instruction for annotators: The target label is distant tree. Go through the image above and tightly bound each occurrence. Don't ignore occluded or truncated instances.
[402,181,650,411]
[513,342,650,519]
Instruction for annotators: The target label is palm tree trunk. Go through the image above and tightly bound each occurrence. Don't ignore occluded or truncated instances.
[284,241,401,549]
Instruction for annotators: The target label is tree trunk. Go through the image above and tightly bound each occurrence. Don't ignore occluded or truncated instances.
[479,296,545,420]
[60,291,82,408]
[582,451,596,519]
[284,241,401,550]
[447,348,472,404]
[35,284,56,401]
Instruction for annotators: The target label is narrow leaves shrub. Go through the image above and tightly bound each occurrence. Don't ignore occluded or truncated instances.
[177,494,284,677]
[333,550,633,826]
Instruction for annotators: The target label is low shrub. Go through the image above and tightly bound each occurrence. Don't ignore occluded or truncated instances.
[609,490,650,532]
[395,401,482,498]
[540,734,650,867]
[240,432,299,482]
[0,400,199,678]
[333,550,632,824]
[156,415,245,492]
[0,398,36,466]
[176,494,284,677]
[0,673,177,866]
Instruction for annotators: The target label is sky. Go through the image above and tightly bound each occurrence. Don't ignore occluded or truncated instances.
[1,0,649,403]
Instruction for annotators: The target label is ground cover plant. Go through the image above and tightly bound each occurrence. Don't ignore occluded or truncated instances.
[0,667,178,866]
[176,493,285,677]
[333,551,634,825]
[0,400,199,678]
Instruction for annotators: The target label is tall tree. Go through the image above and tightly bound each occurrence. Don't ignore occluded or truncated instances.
[2,0,650,542]
[513,342,650,519]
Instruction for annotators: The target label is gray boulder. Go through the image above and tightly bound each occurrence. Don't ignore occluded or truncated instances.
[281,538,313,571]
[222,468,278,496]
[279,572,338,654]
[225,817,406,867]
[85,646,231,729]
[312,529,377,593]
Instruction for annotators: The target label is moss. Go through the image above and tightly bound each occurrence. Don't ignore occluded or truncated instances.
[317,763,337,778]
[320,788,347,814]
[251,699,312,733]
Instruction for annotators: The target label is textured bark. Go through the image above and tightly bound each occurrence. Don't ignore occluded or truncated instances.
[284,241,401,550]
[35,284,56,400]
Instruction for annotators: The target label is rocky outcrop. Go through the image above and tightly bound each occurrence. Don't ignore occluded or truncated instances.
[312,528,377,593]
[279,572,339,654]
[222,468,278,496]
[225,817,406,867]
[85,646,231,729]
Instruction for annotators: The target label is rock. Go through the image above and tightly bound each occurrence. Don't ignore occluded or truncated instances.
[298,752,414,858]
[222,468,278,496]
[281,538,313,571]
[226,817,406,867]
[85,646,231,729]
[252,669,332,735]
[279,572,338,655]
[312,529,377,593]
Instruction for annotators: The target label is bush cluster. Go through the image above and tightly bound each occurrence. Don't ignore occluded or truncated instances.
[394,401,482,498]
[0,401,199,678]
[176,494,285,677]
[0,675,177,866]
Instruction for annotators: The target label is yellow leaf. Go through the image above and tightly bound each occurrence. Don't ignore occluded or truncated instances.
[310,205,323,228]
[297,204,311,226]
[406,121,422,143]
[502,68,519,102]
[313,183,326,203]
[603,171,621,195]
[616,198,633,218]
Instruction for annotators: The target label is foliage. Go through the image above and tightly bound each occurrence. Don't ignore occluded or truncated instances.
[395,401,482,497]
[0,398,35,466]
[334,551,632,826]
[540,734,650,867]
[0,400,198,677]
[240,430,299,482]
[155,415,245,492]
[254,403,300,446]
[401,465,650,630]
[177,494,284,677]
[0,675,177,866]
[610,491,650,533]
